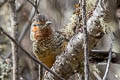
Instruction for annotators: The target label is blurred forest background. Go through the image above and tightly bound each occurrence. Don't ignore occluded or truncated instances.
[0,0,120,80]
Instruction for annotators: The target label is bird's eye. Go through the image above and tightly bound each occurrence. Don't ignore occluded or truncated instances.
[34,24,41,26]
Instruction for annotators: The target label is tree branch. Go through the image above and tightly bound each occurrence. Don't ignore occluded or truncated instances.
[103,44,112,80]
[43,0,117,79]
[81,0,89,80]
[9,0,19,80]
[92,71,102,80]
[27,0,39,13]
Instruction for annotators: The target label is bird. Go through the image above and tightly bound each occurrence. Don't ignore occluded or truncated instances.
[30,14,67,68]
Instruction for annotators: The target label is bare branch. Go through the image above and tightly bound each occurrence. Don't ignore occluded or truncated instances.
[27,0,40,13]
[92,71,102,80]
[27,0,35,8]
[102,44,112,80]
[9,0,19,80]
[81,0,89,80]
[39,65,43,80]
[34,0,39,13]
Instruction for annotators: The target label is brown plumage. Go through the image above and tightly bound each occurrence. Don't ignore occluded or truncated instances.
[30,14,67,67]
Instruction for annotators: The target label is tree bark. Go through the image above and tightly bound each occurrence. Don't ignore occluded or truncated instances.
[43,0,119,80]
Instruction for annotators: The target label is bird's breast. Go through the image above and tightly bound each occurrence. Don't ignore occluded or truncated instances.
[32,26,53,41]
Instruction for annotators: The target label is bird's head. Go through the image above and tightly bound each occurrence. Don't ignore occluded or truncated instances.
[33,14,52,29]
[31,14,53,41]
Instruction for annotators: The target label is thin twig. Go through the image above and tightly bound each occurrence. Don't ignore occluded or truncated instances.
[0,26,64,80]
[34,0,39,13]
[27,0,39,13]
[27,0,35,8]
[81,0,89,80]
[102,44,112,80]
[9,0,19,80]
[93,71,102,80]
[39,65,43,80]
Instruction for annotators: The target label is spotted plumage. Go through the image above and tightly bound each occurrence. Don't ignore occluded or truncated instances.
[30,14,67,67]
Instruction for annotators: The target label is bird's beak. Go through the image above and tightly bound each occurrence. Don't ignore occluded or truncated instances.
[46,21,52,26]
